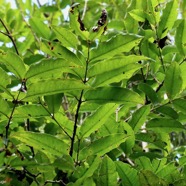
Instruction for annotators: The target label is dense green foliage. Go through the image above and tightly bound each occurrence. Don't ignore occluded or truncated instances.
[0,0,186,185]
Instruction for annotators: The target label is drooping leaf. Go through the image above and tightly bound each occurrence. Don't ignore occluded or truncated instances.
[0,51,26,79]
[79,134,129,160]
[0,97,10,117]
[146,118,184,133]
[115,161,140,186]
[96,156,118,186]
[128,105,150,133]
[29,17,51,39]
[80,103,118,138]
[52,26,79,48]
[90,34,142,62]
[44,93,63,114]
[23,79,88,100]
[84,87,144,105]
[158,0,178,39]
[156,105,178,119]
[164,62,182,100]
[11,132,69,157]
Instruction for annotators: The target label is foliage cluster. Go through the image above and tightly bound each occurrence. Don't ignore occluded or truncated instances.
[0,0,186,185]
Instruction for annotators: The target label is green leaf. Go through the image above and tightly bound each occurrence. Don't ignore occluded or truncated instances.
[0,67,11,87]
[84,87,144,105]
[25,58,78,80]
[115,161,139,186]
[180,62,186,89]
[44,93,63,114]
[158,0,178,39]
[29,17,51,39]
[74,156,101,186]
[146,118,184,133]
[175,20,186,56]
[79,134,129,160]
[0,51,26,79]
[14,104,49,118]
[135,156,153,171]
[52,26,79,48]
[88,55,147,77]
[172,98,186,114]
[138,83,159,104]
[80,103,118,138]
[90,34,142,62]
[0,97,10,117]
[128,105,150,133]
[11,132,69,157]
[23,79,88,100]
[96,156,118,186]
[164,62,182,100]
[156,105,178,119]
[129,9,146,22]
[139,170,167,186]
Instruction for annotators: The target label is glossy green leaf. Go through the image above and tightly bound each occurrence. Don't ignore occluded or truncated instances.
[129,105,150,133]
[29,17,51,39]
[90,34,142,62]
[84,87,144,105]
[96,156,117,186]
[88,55,147,77]
[175,19,186,56]
[23,79,88,100]
[80,103,118,138]
[0,51,26,79]
[138,83,159,104]
[146,118,184,133]
[79,134,129,160]
[158,0,178,39]
[44,93,63,114]
[139,170,167,186]
[172,98,186,114]
[164,62,182,100]
[11,132,69,156]
[25,58,78,80]
[52,26,79,48]
[115,161,139,186]
[14,104,49,118]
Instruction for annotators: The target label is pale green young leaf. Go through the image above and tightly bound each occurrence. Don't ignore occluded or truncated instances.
[29,17,51,39]
[0,51,26,79]
[129,105,150,133]
[52,26,79,48]
[157,0,178,39]
[175,20,186,56]
[79,134,129,160]
[0,97,10,117]
[146,118,184,133]
[11,132,69,157]
[115,161,140,186]
[180,62,186,89]
[80,103,118,138]
[164,62,182,100]
[90,34,142,62]
[129,9,146,22]
[0,67,11,88]
[84,87,144,105]
[23,79,88,100]
[96,156,118,186]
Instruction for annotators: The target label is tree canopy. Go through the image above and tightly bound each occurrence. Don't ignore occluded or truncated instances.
[0,0,186,185]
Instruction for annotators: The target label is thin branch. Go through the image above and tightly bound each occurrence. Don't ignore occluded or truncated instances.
[0,19,19,55]
[39,98,72,139]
